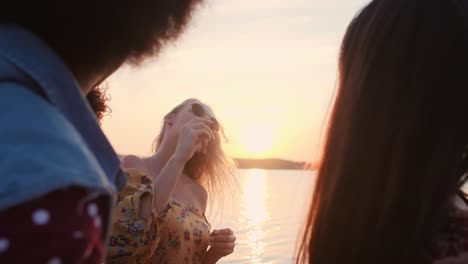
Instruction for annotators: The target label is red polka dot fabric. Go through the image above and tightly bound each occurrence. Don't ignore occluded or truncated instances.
[0,187,108,263]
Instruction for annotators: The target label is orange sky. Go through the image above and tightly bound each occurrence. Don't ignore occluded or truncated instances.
[102,0,369,162]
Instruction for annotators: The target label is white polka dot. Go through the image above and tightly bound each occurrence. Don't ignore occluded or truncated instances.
[32,209,50,225]
[47,257,62,264]
[87,203,98,217]
[0,238,9,253]
[73,231,84,239]
[94,216,101,228]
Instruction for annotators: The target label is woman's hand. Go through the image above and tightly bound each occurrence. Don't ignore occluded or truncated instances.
[173,117,215,163]
[152,117,214,214]
[204,228,236,263]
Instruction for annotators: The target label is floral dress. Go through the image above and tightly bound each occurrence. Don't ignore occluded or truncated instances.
[106,169,169,264]
[153,200,211,264]
[106,169,211,264]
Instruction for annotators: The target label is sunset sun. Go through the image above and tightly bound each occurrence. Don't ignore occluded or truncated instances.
[239,123,276,158]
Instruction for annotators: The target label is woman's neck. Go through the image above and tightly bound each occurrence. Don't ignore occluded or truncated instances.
[144,138,179,179]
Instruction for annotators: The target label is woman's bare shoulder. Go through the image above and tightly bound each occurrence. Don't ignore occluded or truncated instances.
[121,155,145,170]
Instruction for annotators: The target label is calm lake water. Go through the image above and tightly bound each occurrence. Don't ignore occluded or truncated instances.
[206,169,316,264]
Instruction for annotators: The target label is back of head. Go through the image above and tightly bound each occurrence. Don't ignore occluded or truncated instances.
[298,0,468,263]
[0,0,203,77]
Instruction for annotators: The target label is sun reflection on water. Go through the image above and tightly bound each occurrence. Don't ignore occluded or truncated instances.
[241,169,271,263]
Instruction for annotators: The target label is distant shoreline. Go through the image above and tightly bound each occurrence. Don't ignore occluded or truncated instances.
[234,158,314,170]
[118,155,314,170]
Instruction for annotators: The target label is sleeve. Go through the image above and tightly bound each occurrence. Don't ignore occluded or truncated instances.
[105,169,171,264]
[0,188,108,263]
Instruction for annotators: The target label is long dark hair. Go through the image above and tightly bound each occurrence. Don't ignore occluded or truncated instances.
[297,0,468,263]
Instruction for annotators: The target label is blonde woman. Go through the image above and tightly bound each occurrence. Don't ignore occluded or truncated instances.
[107,99,236,264]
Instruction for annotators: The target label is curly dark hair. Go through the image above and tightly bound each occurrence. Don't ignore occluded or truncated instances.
[0,0,203,77]
[86,85,110,122]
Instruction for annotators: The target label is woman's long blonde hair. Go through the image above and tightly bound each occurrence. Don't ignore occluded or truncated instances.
[153,98,237,207]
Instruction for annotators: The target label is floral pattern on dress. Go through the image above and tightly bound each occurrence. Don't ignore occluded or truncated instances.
[106,168,211,264]
[106,169,171,264]
[154,199,211,264]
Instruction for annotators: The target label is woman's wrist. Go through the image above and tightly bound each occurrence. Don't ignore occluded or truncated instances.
[169,153,188,165]
[203,249,221,264]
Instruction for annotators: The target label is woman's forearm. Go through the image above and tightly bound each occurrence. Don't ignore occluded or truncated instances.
[152,154,186,214]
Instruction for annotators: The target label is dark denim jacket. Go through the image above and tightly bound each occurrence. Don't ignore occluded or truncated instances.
[0,24,126,211]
